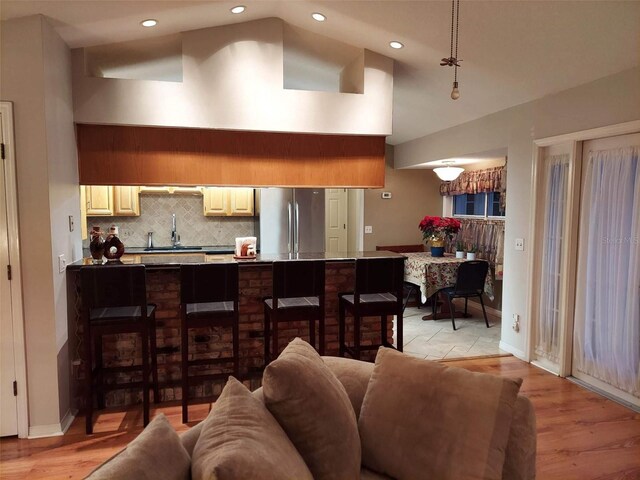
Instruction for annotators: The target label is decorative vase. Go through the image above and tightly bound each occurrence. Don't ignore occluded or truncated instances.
[103,225,125,262]
[456,251,465,259]
[430,237,445,257]
[467,252,476,260]
[89,226,105,264]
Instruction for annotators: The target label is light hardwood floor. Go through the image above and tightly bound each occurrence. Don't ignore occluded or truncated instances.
[1,356,638,479]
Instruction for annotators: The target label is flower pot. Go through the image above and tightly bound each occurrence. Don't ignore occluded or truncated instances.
[456,251,465,259]
[466,252,476,260]
[430,237,445,257]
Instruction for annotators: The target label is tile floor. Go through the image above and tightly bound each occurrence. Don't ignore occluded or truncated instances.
[395,305,507,360]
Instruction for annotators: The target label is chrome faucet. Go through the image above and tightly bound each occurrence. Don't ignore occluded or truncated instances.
[147,232,154,248]
[171,214,181,246]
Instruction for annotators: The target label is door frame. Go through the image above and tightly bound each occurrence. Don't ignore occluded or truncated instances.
[527,119,640,378]
[0,102,29,438]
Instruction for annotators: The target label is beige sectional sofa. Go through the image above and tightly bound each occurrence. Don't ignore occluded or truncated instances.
[88,341,536,480]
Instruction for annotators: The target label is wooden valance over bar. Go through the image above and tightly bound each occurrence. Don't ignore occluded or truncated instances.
[76,124,386,188]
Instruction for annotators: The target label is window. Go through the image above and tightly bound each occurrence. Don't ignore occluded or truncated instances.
[453,192,505,217]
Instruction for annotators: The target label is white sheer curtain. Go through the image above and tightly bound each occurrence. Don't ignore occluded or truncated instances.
[535,154,569,365]
[574,146,640,396]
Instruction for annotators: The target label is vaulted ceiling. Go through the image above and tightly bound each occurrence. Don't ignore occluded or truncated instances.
[2,0,639,145]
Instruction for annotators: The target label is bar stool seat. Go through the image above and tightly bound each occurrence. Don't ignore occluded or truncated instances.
[338,257,405,360]
[180,263,239,423]
[264,260,325,363]
[81,264,159,435]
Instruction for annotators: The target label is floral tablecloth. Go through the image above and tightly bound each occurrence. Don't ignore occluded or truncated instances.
[404,252,494,303]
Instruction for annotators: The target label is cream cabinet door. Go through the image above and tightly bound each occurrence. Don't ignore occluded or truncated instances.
[85,186,114,216]
[229,188,254,216]
[114,186,140,216]
[203,187,229,216]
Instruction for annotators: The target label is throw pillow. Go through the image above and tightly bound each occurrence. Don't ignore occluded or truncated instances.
[263,338,361,480]
[86,413,190,480]
[359,347,523,480]
[191,376,313,480]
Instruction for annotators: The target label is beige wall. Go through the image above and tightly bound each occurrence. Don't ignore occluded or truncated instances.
[395,67,640,358]
[1,15,81,432]
[363,146,441,250]
[72,18,393,136]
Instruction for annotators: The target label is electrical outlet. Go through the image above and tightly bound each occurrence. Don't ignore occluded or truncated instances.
[512,313,520,332]
[58,254,67,273]
[515,238,524,251]
[364,226,373,234]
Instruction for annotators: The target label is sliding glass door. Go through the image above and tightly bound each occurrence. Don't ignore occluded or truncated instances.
[572,133,640,404]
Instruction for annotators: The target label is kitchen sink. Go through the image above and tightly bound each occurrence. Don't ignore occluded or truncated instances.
[144,246,203,251]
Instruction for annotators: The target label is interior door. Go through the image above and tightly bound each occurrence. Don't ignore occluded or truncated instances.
[572,132,640,406]
[325,188,348,253]
[0,111,18,436]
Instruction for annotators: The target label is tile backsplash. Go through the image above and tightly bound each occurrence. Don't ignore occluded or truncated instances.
[86,194,256,248]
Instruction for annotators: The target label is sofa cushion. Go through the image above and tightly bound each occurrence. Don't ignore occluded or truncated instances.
[359,347,523,480]
[502,396,537,480]
[322,355,374,418]
[191,377,312,480]
[86,413,190,480]
[263,338,361,480]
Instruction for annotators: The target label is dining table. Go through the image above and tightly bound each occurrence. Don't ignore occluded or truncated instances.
[403,252,494,320]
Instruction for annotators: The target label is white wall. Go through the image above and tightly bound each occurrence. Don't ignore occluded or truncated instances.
[395,67,640,358]
[72,18,393,136]
[1,15,81,433]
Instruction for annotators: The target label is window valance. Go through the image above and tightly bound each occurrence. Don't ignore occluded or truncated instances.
[439,166,506,196]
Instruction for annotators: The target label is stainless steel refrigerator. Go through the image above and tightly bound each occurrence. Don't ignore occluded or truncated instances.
[258,188,325,254]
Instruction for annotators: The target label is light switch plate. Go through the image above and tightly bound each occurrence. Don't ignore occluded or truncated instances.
[364,226,373,234]
[515,238,524,251]
[381,192,392,199]
[68,215,74,232]
[58,254,67,273]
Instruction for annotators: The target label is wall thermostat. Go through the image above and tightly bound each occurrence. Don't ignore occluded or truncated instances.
[381,192,392,199]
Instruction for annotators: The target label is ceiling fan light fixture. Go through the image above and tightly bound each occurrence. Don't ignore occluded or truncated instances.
[434,164,464,181]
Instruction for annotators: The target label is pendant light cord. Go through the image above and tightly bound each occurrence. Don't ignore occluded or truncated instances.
[454,0,460,82]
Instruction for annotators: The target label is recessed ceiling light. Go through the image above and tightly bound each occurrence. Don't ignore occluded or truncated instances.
[389,41,404,49]
[140,19,158,28]
[311,12,326,22]
[230,5,246,14]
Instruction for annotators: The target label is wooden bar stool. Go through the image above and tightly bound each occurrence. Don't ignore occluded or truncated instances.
[180,263,239,423]
[80,264,158,434]
[263,260,325,363]
[338,257,405,360]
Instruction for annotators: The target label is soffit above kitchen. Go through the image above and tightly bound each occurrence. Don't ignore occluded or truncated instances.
[3,1,639,145]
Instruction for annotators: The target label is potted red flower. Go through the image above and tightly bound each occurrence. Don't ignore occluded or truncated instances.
[418,216,461,257]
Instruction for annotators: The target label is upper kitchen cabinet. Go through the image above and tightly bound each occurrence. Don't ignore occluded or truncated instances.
[139,186,204,195]
[203,188,254,217]
[84,186,140,216]
[85,186,113,215]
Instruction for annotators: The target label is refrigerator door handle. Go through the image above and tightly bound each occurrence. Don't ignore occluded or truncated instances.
[294,202,300,254]
[287,202,293,253]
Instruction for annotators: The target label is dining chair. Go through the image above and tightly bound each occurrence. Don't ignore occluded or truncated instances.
[338,257,405,360]
[263,260,326,362]
[438,260,490,331]
[80,264,158,434]
[180,263,239,423]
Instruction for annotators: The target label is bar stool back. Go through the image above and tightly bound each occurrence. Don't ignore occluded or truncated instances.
[338,257,405,360]
[264,260,325,362]
[180,263,239,423]
[80,264,158,434]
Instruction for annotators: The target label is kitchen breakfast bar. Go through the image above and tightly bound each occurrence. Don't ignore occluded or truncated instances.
[66,251,404,410]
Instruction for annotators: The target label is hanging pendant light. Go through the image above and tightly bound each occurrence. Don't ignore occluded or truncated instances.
[440,0,462,100]
[434,161,464,181]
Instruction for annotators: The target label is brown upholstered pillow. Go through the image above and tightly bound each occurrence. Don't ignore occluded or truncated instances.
[263,338,361,480]
[86,413,190,480]
[191,377,313,480]
[359,347,523,480]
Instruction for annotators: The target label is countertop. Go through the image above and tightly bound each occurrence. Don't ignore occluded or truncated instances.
[67,250,405,270]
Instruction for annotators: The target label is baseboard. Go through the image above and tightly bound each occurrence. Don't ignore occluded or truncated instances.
[499,341,527,360]
[28,408,77,439]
